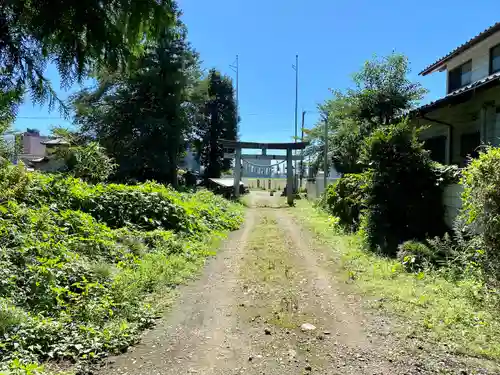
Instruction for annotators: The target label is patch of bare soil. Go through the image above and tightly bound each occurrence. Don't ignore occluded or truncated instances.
[99,192,497,375]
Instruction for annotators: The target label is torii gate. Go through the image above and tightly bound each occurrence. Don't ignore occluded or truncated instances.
[219,139,308,206]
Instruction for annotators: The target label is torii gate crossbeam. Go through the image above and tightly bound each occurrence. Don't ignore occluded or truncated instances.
[219,139,309,206]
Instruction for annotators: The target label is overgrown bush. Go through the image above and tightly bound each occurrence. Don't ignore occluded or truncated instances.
[360,121,446,256]
[0,164,243,373]
[461,146,500,286]
[61,142,117,183]
[432,162,462,185]
[321,173,367,232]
[397,240,434,272]
[18,174,241,234]
[0,160,31,203]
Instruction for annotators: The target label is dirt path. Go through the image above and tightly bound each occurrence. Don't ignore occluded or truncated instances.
[100,191,493,375]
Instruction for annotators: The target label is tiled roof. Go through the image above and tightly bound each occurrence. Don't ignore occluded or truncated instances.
[413,72,500,114]
[40,138,70,146]
[419,22,500,76]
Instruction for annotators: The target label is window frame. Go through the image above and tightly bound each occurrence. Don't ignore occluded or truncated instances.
[489,43,500,75]
[459,131,481,160]
[423,135,447,164]
[448,59,472,93]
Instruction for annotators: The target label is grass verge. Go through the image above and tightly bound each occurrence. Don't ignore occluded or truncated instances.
[290,200,500,361]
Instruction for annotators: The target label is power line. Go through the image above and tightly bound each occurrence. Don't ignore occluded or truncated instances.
[16,116,66,120]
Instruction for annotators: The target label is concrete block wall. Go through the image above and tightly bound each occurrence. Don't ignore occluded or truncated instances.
[305,177,339,200]
[443,184,464,228]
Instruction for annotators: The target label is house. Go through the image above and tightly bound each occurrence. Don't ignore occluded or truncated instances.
[15,129,49,163]
[411,22,500,166]
[27,138,70,172]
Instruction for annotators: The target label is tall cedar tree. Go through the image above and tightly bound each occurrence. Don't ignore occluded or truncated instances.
[0,0,174,121]
[73,11,201,186]
[199,69,238,178]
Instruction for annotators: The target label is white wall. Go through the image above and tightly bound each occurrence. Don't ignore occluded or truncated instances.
[446,32,500,91]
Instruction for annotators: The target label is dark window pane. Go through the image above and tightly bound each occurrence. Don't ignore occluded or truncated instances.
[460,131,481,159]
[462,60,472,72]
[424,136,446,164]
[491,44,500,73]
[448,61,473,92]
[462,61,472,85]
[449,67,462,92]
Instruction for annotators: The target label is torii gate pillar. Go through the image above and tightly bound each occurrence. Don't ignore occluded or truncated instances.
[233,147,242,198]
[286,148,294,206]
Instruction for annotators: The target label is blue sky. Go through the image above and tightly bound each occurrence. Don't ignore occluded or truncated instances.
[14,0,499,143]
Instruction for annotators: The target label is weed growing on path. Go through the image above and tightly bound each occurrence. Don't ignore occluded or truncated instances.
[239,214,303,331]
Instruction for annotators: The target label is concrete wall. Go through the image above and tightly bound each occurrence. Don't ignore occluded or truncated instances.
[443,184,464,228]
[305,176,340,200]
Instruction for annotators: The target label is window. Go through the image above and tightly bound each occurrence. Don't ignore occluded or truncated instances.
[423,136,447,164]
[460,131,481,162]
[490,44,500,74]
[448,60,472,93]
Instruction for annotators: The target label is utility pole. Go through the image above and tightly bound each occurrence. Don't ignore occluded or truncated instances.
[324,113,328,189]
[299,110,306,188]
[292,54,299,189]
[229,55,239,133]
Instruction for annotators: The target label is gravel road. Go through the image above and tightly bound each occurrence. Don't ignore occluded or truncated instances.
[100,191,499,375]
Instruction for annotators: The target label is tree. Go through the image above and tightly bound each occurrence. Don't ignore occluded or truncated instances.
[0,121,21,162]
[350,54,427,125]
[360,121,445,255]
[0,0,175,119]
[197,69,238,179]
[305,53,427,175]
[51,126,90,146]
[73,15,201,186]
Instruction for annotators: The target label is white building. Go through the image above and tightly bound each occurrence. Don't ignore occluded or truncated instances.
[411,22,500,166]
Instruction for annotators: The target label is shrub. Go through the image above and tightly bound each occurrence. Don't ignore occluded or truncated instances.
[461,146,500,286]
[321,173,367,232]
[20,176,242,234]
[432,162,462,185]
[360,121,446,256]
[397,240,434,272]
[0,161,31,203]
[62,142,117,183]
